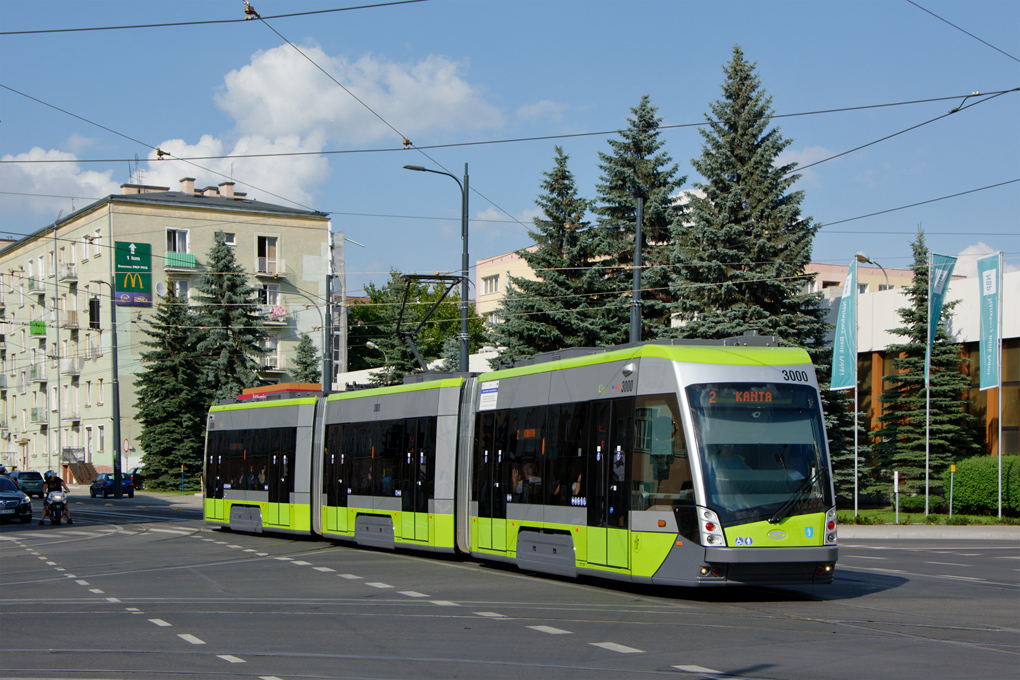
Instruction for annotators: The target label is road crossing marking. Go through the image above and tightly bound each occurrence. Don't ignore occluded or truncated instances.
[275,556,294,561]
[528,625,571,635]
[218,655,245,663]
[399,591,428,597]
[475,612,506,618]
[89,589,105,594]
[226,544,243,549]
[292,560,312,566]
[178,634,205,645]
[313,567,335,572]
[106,597,121,603]
[339,574,362,579]
[75,580,89,585]
[149,619,171,627]
[431,600,459,606]
[366,582,393,589]
[591,641,643,654]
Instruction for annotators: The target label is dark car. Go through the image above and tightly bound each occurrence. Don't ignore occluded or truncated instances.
[128,467,144,490]
[90,473,135,498]
[0,475,34,523]
[10,470,45,498]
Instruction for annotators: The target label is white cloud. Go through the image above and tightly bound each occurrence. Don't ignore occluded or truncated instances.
[215,45,503,146]
[517,100,568,122]
[776,145,833,188]
[472,206,535,243]
[954,242,1018,277]
[0,147,120,217]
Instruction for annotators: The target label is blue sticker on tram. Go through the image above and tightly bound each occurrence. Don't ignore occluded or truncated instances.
[805,527,814,538]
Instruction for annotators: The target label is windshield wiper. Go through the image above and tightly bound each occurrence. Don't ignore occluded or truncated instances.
[768,471,818,524]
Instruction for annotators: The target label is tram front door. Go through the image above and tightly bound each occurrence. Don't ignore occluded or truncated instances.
[475,410,508,552]
[587,398,632,570]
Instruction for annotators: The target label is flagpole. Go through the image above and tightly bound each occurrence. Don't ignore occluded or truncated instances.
[997,251,1003,519]
[854,278,859,517]
[925,252,932,516]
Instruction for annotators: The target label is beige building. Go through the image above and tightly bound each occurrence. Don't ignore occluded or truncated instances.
[0,179,331,478]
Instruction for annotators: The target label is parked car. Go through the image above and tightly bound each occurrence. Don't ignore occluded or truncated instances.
[89,473,135,498]
[128,467,144,490]
[0,475,34,523]
[10,470,45,498]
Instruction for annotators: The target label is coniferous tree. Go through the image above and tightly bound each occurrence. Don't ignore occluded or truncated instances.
[594,95,687,339]
[488,147,617,363]
[193,232,268,399]
[869,228,980,498]
[134,283,210,491]
[290,332,321,384]
[669,46,826,349]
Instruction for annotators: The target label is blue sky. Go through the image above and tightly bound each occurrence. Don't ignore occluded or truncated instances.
[2,0,1017,298]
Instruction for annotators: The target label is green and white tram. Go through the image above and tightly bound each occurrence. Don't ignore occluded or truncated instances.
[204,339,838,587]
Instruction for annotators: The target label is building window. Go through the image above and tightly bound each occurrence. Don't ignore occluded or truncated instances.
[222,232,236,246]
[85,380,91,407]
[97,378,104,405]
[482,274,500,295]
[879,284,894,292]
[858,284,869,295]
[81,236,90,261]
[486,311,502,325]
[166,229,189,254]
[257,236,279,275]
[263,333,280,369]
[258,283,280,306]
[98,425,105,455]
[92,228,102,257]
[173,279,190,301]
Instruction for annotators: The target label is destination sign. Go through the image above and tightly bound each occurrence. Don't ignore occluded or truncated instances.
[114,241,152,307]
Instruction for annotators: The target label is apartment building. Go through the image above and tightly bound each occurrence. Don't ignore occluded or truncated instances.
[0,179,330,477]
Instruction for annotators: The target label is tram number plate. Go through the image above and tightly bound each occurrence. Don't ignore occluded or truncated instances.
[781,370,809,382]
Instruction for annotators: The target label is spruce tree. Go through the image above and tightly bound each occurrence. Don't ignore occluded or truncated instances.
[594,95,687,339]
[669,46,826,348]
[193,232,268,399]
[488,147,618,362]
[870,228,980,498]
[134,283,210,492]
[290,332,321,384]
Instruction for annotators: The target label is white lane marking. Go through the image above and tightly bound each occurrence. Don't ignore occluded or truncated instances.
[201,538,215,542]
[275,557,294,561]
[674,665,722,674]
[126,608,140,612]
[106,598,121,603]
[55,568,65,571]
[366,582,393,589]
[147,528,191,535]
[926,561,970,567]
[260,676,283,680]
[45,561,57,565]
[218,655,245,664]
[178,634,205,645]
[399,591,428,598]
[75,580,89,585]
[226,545,243,549]
[65,574,76,578]
[994,555,1020,560]
[243,549,257,553]
[431,600,459,606]
[339,574,362,579]
[528,625,571,635]
[475,612,506,618]
[591,641,644,654]
[256,552,268,556]
[313,567,335,572]
[89,589,105,594]
[37,556,48,560]
[149,619,172,627]
[292,560,312,566]
[938,574,984,581]
[842,555,886,560]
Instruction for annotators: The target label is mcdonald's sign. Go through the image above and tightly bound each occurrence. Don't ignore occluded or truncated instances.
[114,241,152,307]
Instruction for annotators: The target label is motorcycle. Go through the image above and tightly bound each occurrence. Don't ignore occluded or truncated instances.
[45,490,67,525]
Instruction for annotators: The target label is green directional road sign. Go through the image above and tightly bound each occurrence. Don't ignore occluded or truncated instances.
[114,241,152,307]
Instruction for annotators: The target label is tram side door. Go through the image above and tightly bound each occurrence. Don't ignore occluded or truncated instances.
[586,398,632,570]
[400,418,431,543]
[475,410,508,552]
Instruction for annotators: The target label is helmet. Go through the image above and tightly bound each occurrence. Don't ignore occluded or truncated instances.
[44,470,53,479]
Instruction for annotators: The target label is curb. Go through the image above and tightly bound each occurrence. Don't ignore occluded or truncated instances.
[838,524,1020,540]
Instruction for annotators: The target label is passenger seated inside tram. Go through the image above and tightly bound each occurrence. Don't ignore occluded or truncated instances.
[521,462,542,502]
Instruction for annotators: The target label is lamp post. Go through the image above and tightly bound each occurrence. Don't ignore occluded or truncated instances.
[403,163,469,373]
[855,251,889,289]
[91,280,123,500]
[365,341,392,385]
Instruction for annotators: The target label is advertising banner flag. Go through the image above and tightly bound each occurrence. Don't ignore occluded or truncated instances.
[977,253,1001,390]
[925,253,957,386]
[830,260,857,391]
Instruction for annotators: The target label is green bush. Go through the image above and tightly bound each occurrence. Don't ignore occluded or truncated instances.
[943,455,1020,516]
[898,494,944,513]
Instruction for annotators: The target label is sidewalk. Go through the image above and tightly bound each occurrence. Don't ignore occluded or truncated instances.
[838,524,1020,540]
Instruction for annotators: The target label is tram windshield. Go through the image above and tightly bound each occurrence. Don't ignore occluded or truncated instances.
[686,383,832,525]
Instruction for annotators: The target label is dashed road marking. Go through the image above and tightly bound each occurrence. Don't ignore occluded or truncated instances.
[178,634,205,645]
[366,582,392,589]
[89,589,105,594]
[926,561,970,567]
[75,580,89,585]
[339,574,362,579]
[591,641,643,654]
[275,557,294,561]
[431,600,459,606]
[528,625,571,635]
[226,545,243,549]
[149,619,171,627]
[218,655,245,663]
[148,528,191,535]
[673,665,721,674]
[399,591,428,598]
[475,612,506,618]
[292,560,312,566]
[106,597,121,603]
[313,567,335,572]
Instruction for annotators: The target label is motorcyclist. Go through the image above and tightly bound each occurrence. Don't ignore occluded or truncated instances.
[39,471,72,525]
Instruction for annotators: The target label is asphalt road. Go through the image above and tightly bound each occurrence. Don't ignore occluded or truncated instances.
[1,491,1017,680]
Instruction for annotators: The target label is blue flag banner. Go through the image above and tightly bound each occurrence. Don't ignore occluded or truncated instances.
[977,254,1001,390]
[830,260,857,391]
[925,253,957,387]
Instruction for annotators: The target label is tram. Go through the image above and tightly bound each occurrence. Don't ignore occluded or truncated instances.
[204,338,838,586]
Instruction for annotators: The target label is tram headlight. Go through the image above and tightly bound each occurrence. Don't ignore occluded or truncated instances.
[824,507,838,545]
[697,507,726,548]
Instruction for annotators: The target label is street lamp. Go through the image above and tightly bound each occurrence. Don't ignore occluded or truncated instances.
[91,280,123,500]
[855,251,889,290]
[365,341,392,384]
[403,163,470,373]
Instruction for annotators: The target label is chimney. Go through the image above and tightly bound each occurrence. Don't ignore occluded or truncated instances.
[218,182,235,198]
[180,177,195,194]
[202,187,218,196]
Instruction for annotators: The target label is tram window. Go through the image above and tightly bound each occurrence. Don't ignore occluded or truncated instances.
[512,406,546,504]
[631,395,692,512]
[549,403,586,505]
[379,421,402,496]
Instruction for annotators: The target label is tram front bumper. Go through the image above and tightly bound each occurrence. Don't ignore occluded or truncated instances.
[705,545,838,585]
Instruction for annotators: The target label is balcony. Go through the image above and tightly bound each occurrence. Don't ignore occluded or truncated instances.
[62,405,81,421]
[59,262,78,282]
[257,304,288,325]
[61,356,83,376]
[61,310,80,329]
[27,277,43,294]
[260,354,286,372]
[164,251,198,270]
[30,407,47,424]
[29,364,46,383]
[0,374,6,389]
[255,257,286,278]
